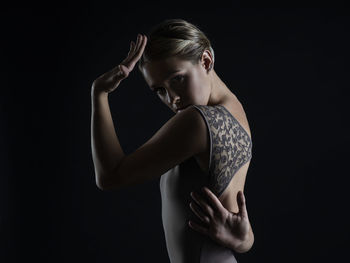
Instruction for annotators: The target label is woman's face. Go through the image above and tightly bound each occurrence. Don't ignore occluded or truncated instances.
[141,55,211,114]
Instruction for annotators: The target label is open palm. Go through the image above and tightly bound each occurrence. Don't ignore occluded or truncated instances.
[92,33,147,94]
[189,187,251,251]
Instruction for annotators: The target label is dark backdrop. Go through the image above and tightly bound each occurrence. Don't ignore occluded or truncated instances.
[1,6,349,263]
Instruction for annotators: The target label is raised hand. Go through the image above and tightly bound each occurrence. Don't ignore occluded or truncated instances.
[188,187,252,252]
[92,34,147,94]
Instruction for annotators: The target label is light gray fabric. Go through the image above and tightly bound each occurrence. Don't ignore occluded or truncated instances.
[159,104,253,263]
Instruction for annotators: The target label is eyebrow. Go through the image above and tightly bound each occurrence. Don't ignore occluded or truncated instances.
[150,70,182,89]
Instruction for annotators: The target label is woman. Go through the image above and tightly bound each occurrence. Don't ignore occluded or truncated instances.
[91,19,254,262]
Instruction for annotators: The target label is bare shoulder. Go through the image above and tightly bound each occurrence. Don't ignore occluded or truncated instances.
[221,96,252,139]
[175,105,210,150]
[162,105,209,144]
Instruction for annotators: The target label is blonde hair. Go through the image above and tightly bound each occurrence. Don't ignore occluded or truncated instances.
[138,19,215,72]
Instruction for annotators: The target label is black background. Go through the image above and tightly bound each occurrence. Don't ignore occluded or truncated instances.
[1,6,349,263]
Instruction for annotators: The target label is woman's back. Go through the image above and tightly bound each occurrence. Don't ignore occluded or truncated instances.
[160,96,253,263]
[194,94,252,213]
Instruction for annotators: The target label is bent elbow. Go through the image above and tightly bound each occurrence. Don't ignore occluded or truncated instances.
[95,171,111,191]
[95,172,123,191]
[95,175,106,191]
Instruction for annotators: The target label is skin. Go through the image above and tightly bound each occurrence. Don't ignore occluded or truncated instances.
[92,33,254,253]
[190,187,252,253]
[141,51,235,114]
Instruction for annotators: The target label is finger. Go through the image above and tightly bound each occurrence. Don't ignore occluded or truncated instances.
[116,64,127,79]
[237,191,249,219]
[190,201,210,225]
[123,35,139,66]
[104,64,120,78]
[201,187,225,212]
[141,34,147,47]
[128,41,135,56]
[119,41,134,68]
[119,64,129,74]
[132,34,146,61]
[191,191,214,218]
[188,220,208,236]
[109,64,126,79]
[135,34,142,52]
[123,35,143,68]
[140,34,147,51]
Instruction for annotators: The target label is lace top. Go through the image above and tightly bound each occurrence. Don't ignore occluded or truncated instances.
[192,104,253,197]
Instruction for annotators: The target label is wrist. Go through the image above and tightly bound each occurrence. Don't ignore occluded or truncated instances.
[91,86,108,98]
[232,227,254,254]
[91,82,109,96]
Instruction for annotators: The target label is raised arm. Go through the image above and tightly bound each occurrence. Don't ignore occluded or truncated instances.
[91,34,208,190]
[91,89,125,189]
[91,34,145,189]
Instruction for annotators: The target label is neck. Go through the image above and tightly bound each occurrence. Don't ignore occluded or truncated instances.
[206,70,235,106]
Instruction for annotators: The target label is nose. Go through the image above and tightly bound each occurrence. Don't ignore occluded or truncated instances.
[166,90,180,106]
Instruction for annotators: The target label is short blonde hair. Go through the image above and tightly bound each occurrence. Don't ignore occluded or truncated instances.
[138,18,215,72]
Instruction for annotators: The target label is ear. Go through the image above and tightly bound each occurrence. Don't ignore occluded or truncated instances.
[200,49,214,73]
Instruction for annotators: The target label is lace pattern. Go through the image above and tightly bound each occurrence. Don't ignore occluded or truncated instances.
[192,104,253,197]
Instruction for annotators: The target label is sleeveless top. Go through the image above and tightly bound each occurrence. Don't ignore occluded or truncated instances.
[159,104,253,263]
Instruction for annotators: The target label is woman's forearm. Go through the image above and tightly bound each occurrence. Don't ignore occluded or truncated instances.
[91,87,125,189]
